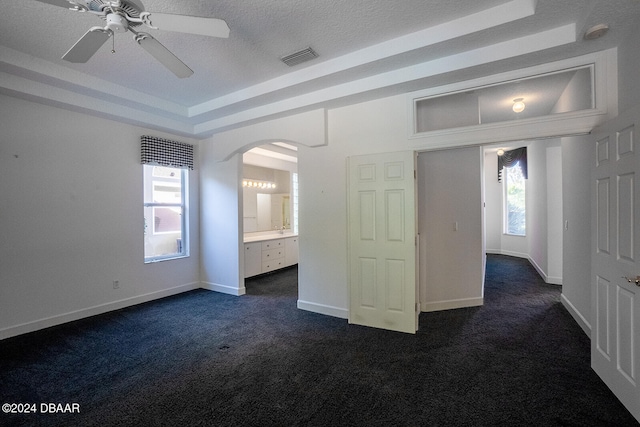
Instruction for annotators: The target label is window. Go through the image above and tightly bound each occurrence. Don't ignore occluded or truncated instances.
[144,165,188,262]
[413,65,594,134]
[504,162,526,236]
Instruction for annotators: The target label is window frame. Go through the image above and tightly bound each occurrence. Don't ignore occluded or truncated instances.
[143,165,189,263]
[503,162,526,237]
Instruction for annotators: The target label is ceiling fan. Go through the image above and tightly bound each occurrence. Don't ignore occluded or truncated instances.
[34,0,230,78]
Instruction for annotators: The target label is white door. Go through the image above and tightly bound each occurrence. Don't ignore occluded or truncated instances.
[591,106,640,423]
[348,151,417,334]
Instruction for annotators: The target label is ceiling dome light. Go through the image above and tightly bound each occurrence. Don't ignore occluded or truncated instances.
[497,149,505,156]
[512,98,525,113]
[584,24,609,40]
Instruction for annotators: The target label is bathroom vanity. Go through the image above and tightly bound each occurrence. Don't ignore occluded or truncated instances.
[243,232,298,278]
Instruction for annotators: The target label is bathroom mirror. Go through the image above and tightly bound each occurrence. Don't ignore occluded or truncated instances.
[243,165,292,232]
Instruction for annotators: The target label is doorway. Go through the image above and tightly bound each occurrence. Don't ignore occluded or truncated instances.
[241,143,300,288]
[482,139,563,285]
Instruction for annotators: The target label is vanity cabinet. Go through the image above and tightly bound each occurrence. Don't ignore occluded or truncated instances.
[244,235,298,278]
[285,236,298,266]
[262,240,285,273]
[244,242,262,278]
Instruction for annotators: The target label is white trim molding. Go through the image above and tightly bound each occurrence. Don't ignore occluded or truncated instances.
[561,293,591,338]
[297,300,349,319]
[0,282,201,340]
[200,281,247,296]
[422,297,484,312]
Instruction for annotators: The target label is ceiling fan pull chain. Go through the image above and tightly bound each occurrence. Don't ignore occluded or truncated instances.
[111,33,115,54]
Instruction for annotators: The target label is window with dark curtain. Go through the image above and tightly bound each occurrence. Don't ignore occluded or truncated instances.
[498,147,527,182]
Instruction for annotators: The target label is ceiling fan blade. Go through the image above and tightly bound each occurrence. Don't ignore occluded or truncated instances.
[134,32,194,78]
[143,12,230,38]
[62,27,111,63]
[33,0,74,8]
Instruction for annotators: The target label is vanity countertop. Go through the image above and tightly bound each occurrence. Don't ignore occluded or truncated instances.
[243,232,298,243]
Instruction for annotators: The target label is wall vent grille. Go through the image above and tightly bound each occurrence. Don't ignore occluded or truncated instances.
[281,47,318,67]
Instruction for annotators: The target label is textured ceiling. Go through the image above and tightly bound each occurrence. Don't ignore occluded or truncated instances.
[1,0,639,138]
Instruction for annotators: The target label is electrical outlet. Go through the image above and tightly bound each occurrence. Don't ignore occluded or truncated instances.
[113,280,120,289]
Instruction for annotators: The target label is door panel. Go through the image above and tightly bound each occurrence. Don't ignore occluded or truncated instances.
[348,151,417,334]
[591,109,640,423]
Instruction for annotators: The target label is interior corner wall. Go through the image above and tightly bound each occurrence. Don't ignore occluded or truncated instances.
[560,135,592,335]
[483,152,502,252]
[199,151,244,295]
[0,94,200,339]
[545,143,563,283]
[527,141,549,277]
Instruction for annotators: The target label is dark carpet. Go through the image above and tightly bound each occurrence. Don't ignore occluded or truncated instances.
[0,254,637,426]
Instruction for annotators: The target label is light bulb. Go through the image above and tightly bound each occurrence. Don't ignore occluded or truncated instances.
[512,98,525,113]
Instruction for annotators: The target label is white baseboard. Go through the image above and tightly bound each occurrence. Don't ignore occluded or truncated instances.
[486,249,529,259]
[561,293,591,338]
[422,297,484,312]
[297,299,348,319]
[528,257,563,285]
[200,282,246,296]
[0,282,201,340]
[488,250,563,285]
[546,275,563,285]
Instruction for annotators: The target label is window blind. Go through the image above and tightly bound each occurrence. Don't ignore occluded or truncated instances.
[140,135,194,170]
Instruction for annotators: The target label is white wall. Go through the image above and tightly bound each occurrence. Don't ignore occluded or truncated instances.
[560,136,592,335]
[0,95,200,339]
[618,25,640,113]
[483,152,502,252]
[298,95,411,317]
[546,144,563,282]
[528,141,549,276]
[199,152,244,295]
[298,94,486,318]
[418,147,484,311]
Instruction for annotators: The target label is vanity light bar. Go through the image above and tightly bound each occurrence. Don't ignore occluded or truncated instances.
[242,180,276,189]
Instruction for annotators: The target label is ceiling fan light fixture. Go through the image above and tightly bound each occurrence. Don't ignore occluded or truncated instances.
[34,0,230,77]
[106,13,128,33]
[512,98,525,113]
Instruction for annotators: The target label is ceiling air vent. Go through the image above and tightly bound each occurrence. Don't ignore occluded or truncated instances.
[281,47,318,67]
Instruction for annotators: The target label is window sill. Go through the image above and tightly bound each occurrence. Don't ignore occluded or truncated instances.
[144,254,189,264]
